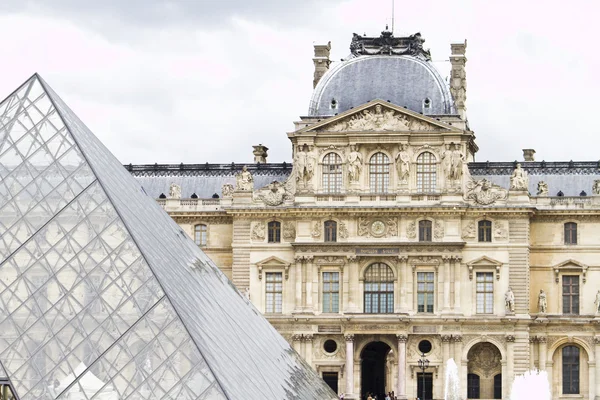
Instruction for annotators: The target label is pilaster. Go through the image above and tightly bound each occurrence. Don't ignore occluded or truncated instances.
[453,256,462,313]
[506,335,515,398]
[303,334,314,366]
[294,257,303,312]
[396,334,408,400]
[442,256,451,313]
[594,336,600,400]
[398,256,408,313]
[304,255,314,312]
[345,334,356,398]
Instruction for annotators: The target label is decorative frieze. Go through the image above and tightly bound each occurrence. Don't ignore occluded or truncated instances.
[251,222,265,241]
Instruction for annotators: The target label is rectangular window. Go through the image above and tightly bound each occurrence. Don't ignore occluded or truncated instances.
[419,220,432,242]
[194,224,207,246]
[562,275,579,314]
[417,272,434,313]
[478,221,492,242]
[265,272,283,313]
[322,272,340,313]
[476,272,494,314]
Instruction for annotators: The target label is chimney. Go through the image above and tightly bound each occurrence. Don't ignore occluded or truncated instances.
[253,144,269,164]
[523,149,536,162]
[313,41,331,88]
[449,40,467,120]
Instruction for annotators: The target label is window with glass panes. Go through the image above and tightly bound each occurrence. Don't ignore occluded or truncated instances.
[478,220,492,242]
[417,272,435,313]
[268,221,281,243]
[369,152,390,193]
[564,222,577,245]
[322,153,343,193]
[265,272,283,313]
[194,224,207,246]
[476,272,494,313]
[324,220,337,242]
[562,275,579,314]
[419,220,432,242]
[364,263,394,313]
[322,272,340,313]
[562,346,580,394]
[416,152,436,192]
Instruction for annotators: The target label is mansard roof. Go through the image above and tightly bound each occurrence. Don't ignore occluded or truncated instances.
[0,74,336,399]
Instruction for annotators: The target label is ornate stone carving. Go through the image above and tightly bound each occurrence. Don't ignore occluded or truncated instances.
[339,221,349,239]
[327,104,434,132]
[396,334,408,342]
[221,184,234,197]
[505,287,515,313]
[406,220,417,239]
[344,334,355,342]
[593,180,600,195]
[258,181,290,206]
[537,181,549,196]
[347,145,362,183]
[434,221,444,239]
[168,183,182,199]
[350,31,431,60]
[236,166,254,191]
[505,335,516,342]
[358,217,370,237]
[395,144,411,183]
[294,145,316,186]
[594,336,600,345]
[464,178,508,205]
[311,222,322,238]
[594,290,600,313]
[283,222,296,240]
[510,163,529,191]
[387,218,398,237]
[462,221,476,239]
[292,334,303,342]
[441,334,453,342]
[494,222,507,239]
[251,222,265,241]
[441,143,465,182]
[538,289,547,313]
[467,342,502,378]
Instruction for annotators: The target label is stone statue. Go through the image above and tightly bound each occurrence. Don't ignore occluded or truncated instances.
[221,184,234,197]
[538,289,547,313]
[505,287,515,313]
[595,290,600,313]
[327,105,426,132]
[593,180,600,195]
[244,287,251,300]
[259,181,289,206]
[442,143,464,181]
[294,145,316,185]
[510,163,528,191]
[236,166,254,191]
[168,183,182,199]
[537,181,549,196]
[395,144,411,182]
[347,145,363,183]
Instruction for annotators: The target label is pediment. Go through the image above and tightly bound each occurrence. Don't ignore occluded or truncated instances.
[466,256,503,267]
[256,256,291,268]
[553,259,588,283]
[298,100,459,134]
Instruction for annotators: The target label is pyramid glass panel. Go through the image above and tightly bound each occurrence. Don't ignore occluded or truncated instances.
[0,74,336,400]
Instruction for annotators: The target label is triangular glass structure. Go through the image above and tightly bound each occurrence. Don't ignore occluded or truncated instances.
[0,75,336,400]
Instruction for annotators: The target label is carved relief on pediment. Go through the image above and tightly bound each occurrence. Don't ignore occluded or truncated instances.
[322,104,438,132]
[464,178,508,206]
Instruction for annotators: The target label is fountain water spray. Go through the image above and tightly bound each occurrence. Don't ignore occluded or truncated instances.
[444,358,460,400]
[510,370,551,400]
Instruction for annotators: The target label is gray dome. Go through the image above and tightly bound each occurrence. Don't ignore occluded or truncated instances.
[309,55,455,116]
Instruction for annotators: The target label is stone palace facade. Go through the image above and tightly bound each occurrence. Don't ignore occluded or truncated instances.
[129,31,600,399]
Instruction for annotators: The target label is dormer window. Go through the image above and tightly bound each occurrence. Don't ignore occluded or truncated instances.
[423,98,431,113]
[330,98,338,109]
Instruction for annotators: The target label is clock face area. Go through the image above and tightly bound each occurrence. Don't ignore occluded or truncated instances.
[371,220,386,237]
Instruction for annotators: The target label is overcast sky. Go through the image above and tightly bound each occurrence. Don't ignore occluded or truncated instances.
[1,0,599,164]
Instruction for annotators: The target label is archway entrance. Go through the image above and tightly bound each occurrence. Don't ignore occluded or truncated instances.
[361,341,392,399]
[467,342,502,399]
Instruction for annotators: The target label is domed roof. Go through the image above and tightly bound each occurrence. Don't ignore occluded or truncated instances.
[309,54,455,117]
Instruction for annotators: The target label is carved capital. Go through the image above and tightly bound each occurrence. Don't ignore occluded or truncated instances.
[506,335,516,343]
[537,336,547,344]
[346,255,358,262]
[452,335,463,343]
[398,255,409,263]
[593,336,600,345]
[441,334,453,343]
[292,334,303,342]
[345,334,355,343]
[303,334,314,342]
[294,256,304,263]
[396,334,408,343]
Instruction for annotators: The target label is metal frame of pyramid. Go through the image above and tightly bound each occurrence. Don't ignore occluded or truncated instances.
[0,74,336,400]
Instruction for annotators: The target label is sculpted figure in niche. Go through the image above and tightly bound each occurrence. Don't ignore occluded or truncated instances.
[538,289,547,313]
[442,143,464,181]
[505,287,515,313]
[537,181,549,196]
[347,145,363,183]
[595,290,600,313]
[294,145,316,185]
[593,180,600,195]
[236,166,254,191]
[169,183,182,199]
[510,163,529,191]
[395,144,411,182]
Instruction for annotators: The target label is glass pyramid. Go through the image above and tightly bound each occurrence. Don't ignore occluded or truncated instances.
[0,74,336,400]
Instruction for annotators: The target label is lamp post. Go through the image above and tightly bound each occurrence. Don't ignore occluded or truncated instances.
[417,352,429,400]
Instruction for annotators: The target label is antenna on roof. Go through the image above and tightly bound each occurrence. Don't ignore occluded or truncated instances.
[391,0,395,33]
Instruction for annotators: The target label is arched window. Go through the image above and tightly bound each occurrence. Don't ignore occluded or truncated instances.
[478,220,492,242]
[419,220,432,242]
[369,152,390,193]
[364,263,394,313]
[493,374,502,399]
[467,373,480,399]
[564,222,577,245]
[562,346,580,394]
[416,152,437,192]
[268,221,281,243]
[322,153,343,193]
[194,224,207,246]
[324,220,337,242]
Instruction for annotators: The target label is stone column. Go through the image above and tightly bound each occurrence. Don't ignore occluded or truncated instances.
[441,334,452,394]
[453,335,466,398]
[345,334,355,398]
[305,256,314,312]
[396,334,408,399]
[443,256,451,313]
[506,335,515,398]
[594,336,600,400]
[292,334,303,354]
[294,257,303,312]
[529,337,536,370]
[398,256,408,313]
[342,263,349,313]
[538,336,547,370]
[303,334,314,367]
[346,256,359,312]
[453,257,462,313]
